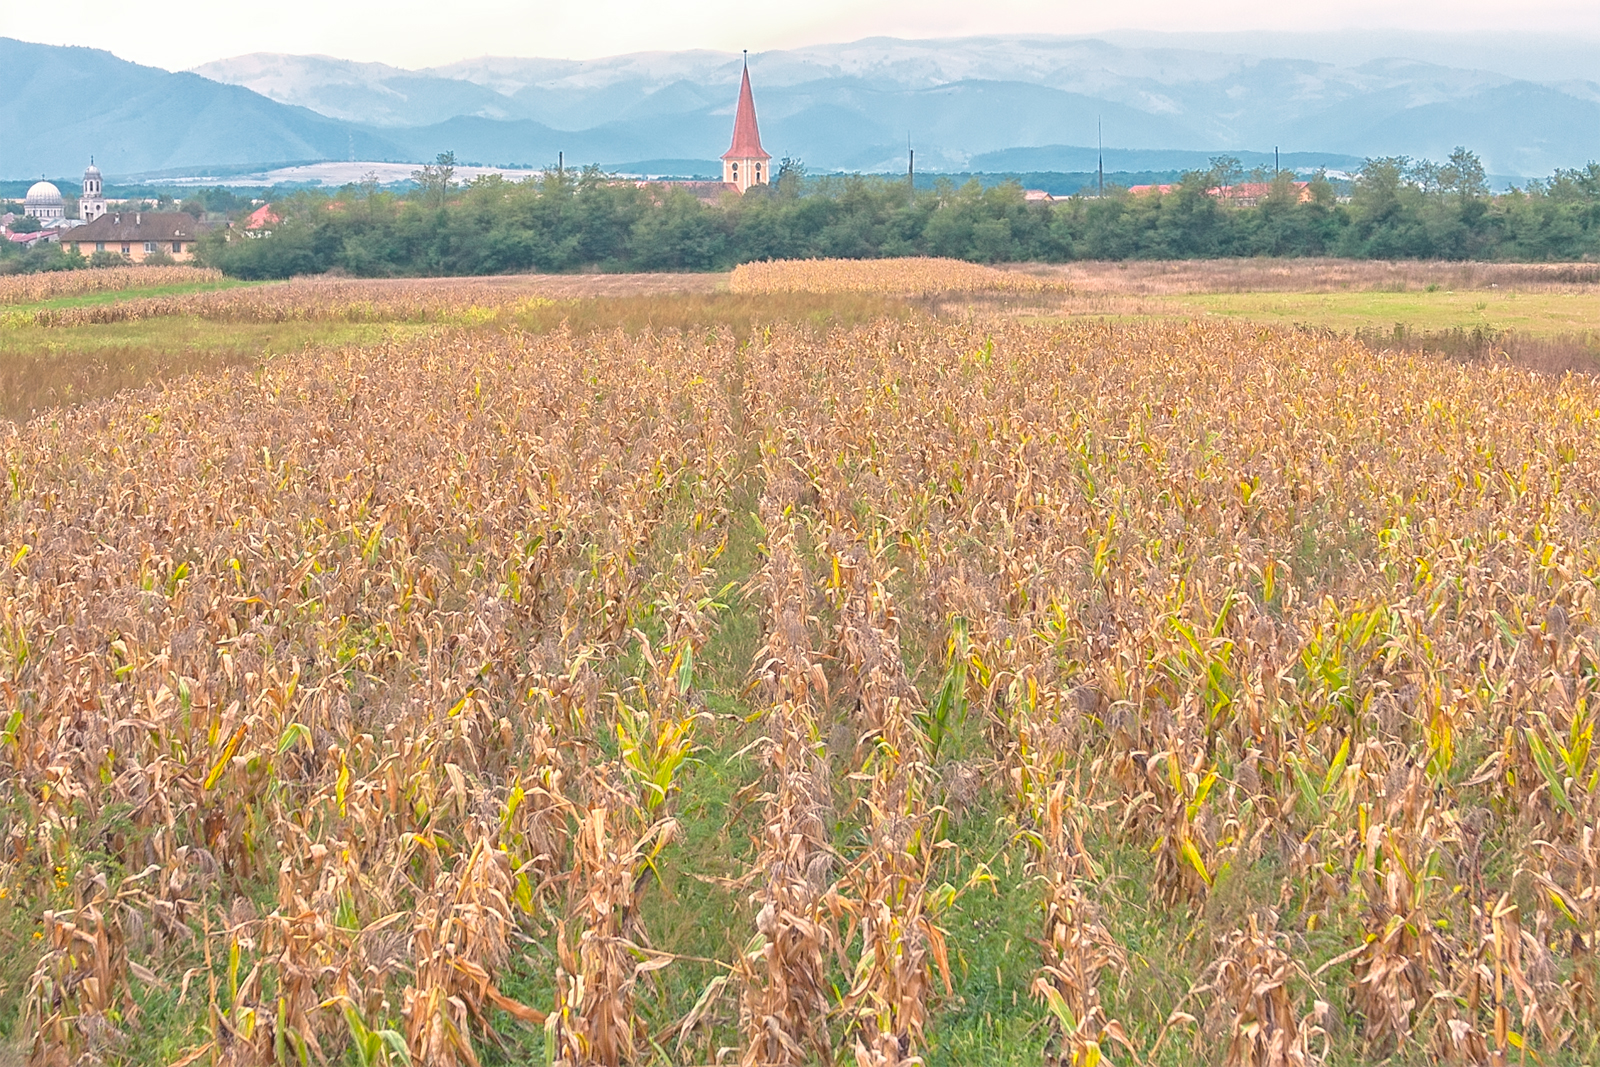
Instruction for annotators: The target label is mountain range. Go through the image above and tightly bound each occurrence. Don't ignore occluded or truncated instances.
[4,32,1600,182]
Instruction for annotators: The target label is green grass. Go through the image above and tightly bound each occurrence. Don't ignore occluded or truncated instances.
[1159,288,1600,336]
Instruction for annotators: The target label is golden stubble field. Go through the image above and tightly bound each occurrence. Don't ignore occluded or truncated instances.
[2,260,1600,1067]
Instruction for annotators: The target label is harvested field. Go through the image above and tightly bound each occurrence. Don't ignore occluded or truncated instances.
[1026,257,1600,295]
[1013,259,1600,371]
[5,277,1600,1067]
[731,256,1064,295]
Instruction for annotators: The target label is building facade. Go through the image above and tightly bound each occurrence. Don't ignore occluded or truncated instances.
[67,212,205,262]
[721,62,770,194]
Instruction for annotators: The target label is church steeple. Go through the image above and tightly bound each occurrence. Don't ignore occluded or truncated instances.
[721,54,770,193]
[81,157,107,222]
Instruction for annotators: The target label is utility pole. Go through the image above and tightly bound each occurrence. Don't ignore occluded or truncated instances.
[908,134,914,191]
[1275,146,1280,175]
[558,151,563,180]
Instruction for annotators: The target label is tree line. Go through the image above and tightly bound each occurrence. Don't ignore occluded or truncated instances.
[10,149,1600,277]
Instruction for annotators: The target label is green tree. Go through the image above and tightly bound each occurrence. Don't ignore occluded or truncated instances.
[411,151,457,209]
[1443,147,1489,199]
[774,157,805,199]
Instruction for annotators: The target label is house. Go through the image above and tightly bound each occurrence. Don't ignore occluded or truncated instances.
[244,203,281,237]
[1212,181,1314,207]
[1127,181,1313,206]
[1023,189,1057,203]
[8,229,60,250]
[627,179,738,204]
[67,212,206,261]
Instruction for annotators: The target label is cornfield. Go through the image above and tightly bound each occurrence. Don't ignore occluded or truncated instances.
[0,266,223,306]
[5,289,1600,1067]
[729,257,1063,296]
[7,274,720,329]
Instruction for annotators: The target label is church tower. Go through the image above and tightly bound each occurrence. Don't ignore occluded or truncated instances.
[80,159,107,222]
[721,57,770,193]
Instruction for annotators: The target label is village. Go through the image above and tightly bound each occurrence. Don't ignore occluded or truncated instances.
[3,162,206,263]
[0,64,779,264]
[1,63,1328,270]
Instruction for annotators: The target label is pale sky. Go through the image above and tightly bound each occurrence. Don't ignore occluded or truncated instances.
[7,0,1600,71]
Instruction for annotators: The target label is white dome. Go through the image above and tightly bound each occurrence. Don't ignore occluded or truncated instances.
[25,181,63,206]
[84,163,101,179]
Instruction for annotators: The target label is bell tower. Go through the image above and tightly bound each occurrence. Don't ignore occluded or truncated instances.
[721,55,770,193]
[80,159,107,222]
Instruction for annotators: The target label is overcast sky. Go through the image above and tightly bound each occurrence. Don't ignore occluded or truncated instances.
[7,0,1600,70]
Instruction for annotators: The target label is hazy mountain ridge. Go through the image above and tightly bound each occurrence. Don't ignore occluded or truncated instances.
[0,39,411,177]
[190,34,1600,175]
[5,32,1600,181]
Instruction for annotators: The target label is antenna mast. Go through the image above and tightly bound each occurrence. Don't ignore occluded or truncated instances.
[1097,117,1104,198]
[908,134,914,190]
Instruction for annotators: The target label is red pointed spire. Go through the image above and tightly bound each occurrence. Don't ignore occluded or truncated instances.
[722,59,769,161]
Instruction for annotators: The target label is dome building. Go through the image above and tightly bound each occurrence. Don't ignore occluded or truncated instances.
[23,180,64,221]
[80,161,107,222]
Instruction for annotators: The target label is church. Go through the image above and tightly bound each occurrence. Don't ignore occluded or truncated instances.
[629,60,773,202]
[80,160,108,221]
[20,161,108,225]
[721,60,770,193]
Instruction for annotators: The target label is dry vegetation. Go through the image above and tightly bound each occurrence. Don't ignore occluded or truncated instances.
[731,257,1065,296]
[6,259,1600,1066]
[1030,258,1600,295]
[0,277,905,421]
[0,267,224,307]
[1020,259,1600,376]
[6,273,725,329]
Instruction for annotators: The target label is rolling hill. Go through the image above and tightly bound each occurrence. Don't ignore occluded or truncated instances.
[0,38,410,178]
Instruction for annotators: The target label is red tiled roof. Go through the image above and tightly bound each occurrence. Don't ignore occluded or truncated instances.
[245,204,281,230]
[630,180,739,203]
[1213,181,1311,200]
[1127,181,1313,203]
[722,64,769,162]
